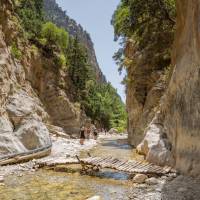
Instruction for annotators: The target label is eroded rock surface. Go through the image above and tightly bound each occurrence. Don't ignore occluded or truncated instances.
[127,0,200,176]
[160,0,200,176]
[0,1,51,157]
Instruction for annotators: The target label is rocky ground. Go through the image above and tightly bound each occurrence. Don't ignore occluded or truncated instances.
[0,134,199,200]
[0,135,97,178]
[128,175,200,200]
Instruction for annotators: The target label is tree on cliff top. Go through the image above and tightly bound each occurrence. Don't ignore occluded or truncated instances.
[15,0,44,39]
[112,0,176,71]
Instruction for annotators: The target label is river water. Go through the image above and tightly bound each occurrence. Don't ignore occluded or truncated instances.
[0,136,143,200]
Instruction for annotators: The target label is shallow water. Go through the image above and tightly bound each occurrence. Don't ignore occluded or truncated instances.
[0,136,142,200]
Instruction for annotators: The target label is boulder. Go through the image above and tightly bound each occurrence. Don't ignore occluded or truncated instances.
[136,117,173,166]
[0,176,4,183]
[145,177,159,185]
[133,174,148,184]
[108,128,118,134]
[86,196,101,200]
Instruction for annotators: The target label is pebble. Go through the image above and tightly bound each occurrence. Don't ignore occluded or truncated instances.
[178,187,187,192]
[133,174,148,184]
[86,195,101,200]
[0,176,4,183]
[145,177,159,185]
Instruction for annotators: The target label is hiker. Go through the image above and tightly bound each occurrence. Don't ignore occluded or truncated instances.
[85,126,91,140]
[80,126,85,145]
[93,128,98,140]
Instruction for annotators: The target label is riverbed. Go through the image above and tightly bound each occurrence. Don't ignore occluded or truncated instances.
[0,135,140,200]
[0,135,199,200]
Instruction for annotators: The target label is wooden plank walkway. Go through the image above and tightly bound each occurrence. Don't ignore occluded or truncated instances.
[76,156,173,175]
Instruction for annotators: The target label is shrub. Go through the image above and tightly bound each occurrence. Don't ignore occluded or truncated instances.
[54,53,66,67]
[16,0,44,39]
[11,43,22,59]
[41,22,69,50]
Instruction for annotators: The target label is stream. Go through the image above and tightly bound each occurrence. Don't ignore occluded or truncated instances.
[0,136,144,200]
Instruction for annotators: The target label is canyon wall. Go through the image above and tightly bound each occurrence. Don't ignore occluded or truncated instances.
[0,0,51,159]
[160,0,200,176]
[0,0,104,160]
[127,0,200,176]
[43,0,106,83]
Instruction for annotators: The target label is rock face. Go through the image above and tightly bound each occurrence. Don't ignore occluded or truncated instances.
[136,116,173,166]
[126,40,166,147]
[0,0,51,158]
[129,1,200,176]
[24,50,82,135]
[160,0,200,176]
[133,174,148,184]
[0,0,87,160]
[43,0,106,83]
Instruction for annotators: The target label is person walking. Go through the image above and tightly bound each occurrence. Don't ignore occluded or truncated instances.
[93,128,98,140]
[79,126,85,145]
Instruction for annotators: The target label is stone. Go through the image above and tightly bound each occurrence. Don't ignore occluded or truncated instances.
[158,0,200,176]
[0,176,4,183]
[145,177,159,185]
[136,118,173,166]
[133,174,148,184]
[86,196,101,200]
[108,128,118,134]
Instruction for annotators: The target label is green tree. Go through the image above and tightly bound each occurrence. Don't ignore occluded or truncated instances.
[112,0,176,71]
[41,22,69,50]
[68,36,90,100]
[16,0,44,39]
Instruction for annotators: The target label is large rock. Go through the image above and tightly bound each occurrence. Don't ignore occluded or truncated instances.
[159,0,200,176]
[0,175,4,183]
[0,2,51,159]
[133,174,148,184]
[137,116,173,166]
[126,41,166,147]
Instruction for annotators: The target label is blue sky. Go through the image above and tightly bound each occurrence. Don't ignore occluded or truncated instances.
[56,0,125,102]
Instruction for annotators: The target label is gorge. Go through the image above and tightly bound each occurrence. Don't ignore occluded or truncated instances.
[0,0,200,199]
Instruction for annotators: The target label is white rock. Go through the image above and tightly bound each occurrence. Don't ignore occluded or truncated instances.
[0,176,4,183]
[136,119,173,166]
[108,128,118,134]
[86,195,101,200]
[145,177,159,185]
[178,187,187,192]
[133,174,148,184]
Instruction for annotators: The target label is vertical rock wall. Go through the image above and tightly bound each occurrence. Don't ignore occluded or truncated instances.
[160,0,200,176]
[136,0,200,176]
[0,0,51,158]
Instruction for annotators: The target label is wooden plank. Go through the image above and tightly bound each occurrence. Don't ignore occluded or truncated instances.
[124,162,135,171]
[119,162,132,171]
[94,157,108,165]
[115,160,128,168]
[99,157,113,167]
[111,160,122,169]
[76,156,171,175]
[90,157,105,165]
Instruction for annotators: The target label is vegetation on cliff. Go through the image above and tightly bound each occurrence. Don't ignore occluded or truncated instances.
[14,0,127,131]
[112,0,176,73]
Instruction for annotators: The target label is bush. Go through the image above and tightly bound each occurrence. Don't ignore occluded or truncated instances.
[16,0,44,39]
[58,54,66,67]
[41,22,69,50]
[54,53,66,67]
[11,43,22,59]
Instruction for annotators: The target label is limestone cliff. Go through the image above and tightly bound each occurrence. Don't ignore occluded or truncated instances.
[0,0,51,159]
[126,40,167,147]
[160,0,200,176]
[126,1,200,176]
[43,0,106,83]
[0,0,82,160]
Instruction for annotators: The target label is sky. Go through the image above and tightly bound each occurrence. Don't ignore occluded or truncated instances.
[56,0,125,102]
